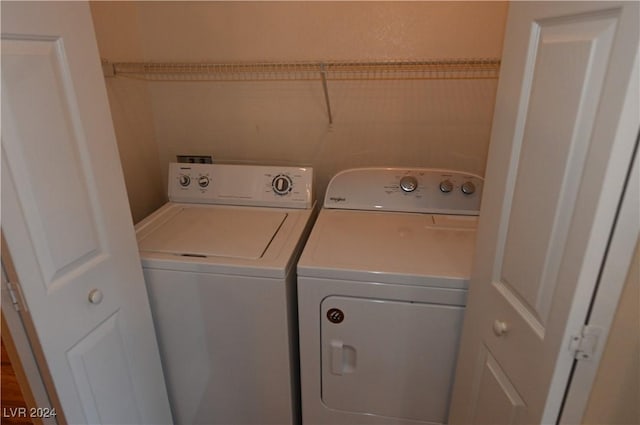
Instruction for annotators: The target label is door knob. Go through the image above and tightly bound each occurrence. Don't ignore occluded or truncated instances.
[88,289,103,305]
[493,320,509,336]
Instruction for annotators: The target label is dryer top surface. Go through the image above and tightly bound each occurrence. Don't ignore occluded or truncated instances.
[297,209,478,287]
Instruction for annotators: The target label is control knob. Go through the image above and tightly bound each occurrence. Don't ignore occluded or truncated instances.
[399,176,418,192]
[179,175,191,187]
[272,174,293,195]
[439,180,453,193]
[461,181,476,195]
[198,176,210,188]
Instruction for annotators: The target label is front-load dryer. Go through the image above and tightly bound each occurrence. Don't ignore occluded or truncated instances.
[136,163,315,424]
[297,167,483,425]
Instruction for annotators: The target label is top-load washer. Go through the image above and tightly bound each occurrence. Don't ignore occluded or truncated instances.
[136,162,315,425]
[297,167,483,425]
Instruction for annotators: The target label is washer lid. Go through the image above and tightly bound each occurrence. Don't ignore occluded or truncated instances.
[138,206,287,259]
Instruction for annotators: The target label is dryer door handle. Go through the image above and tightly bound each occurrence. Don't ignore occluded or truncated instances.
[330,340,356,375]
[330,340,344,375]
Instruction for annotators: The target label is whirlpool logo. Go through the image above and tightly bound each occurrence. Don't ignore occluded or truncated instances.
[329,196,347,203]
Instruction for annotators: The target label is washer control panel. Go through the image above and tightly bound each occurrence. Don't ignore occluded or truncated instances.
[169,163,313,209]
[324,167,483,215]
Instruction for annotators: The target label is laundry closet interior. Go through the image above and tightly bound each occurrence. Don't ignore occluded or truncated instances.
[2,2,637,425]
[93,2,636,424]
[89,3,507,424]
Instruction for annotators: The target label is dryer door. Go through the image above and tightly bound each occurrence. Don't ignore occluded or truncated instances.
[321,296,464,423]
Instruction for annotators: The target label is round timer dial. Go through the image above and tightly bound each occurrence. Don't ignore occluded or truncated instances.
[179,175,191,187]
[272,174,293,195]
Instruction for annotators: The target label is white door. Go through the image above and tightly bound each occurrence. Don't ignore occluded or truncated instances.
[1,2,173,424]
[449,2,639,424]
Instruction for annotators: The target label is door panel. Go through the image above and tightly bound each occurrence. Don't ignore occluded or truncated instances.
[470,346,524,425]
[449,2,639,424]
[500,11,617,329]
[67,313,140,424]
[1,2,172,423]
[2,37,106,287]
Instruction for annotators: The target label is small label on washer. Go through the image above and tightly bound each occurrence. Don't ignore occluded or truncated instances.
[327,308,344,324]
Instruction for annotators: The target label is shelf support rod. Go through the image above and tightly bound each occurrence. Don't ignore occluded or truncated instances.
[319,63,333,124]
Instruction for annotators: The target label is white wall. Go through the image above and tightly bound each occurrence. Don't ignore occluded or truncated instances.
[91,1,508,213]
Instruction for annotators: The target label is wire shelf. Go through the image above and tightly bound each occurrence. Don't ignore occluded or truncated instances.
[326,59,500,80]
[106,58,501,82]
[103,58,500,124]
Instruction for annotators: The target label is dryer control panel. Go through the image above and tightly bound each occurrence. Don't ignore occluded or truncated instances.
[324,167,483,215]
[168,163,313,209]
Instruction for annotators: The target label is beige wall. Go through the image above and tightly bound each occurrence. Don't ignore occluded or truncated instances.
[90,2,165,223]
[583,240,640,425]
[91,1,508,210]
[133,2,507,62]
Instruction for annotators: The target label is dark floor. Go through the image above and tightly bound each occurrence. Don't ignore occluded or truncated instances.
[1,338,33,425]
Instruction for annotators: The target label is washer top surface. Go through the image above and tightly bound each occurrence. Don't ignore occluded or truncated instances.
[137,202,314,278]
[136,163,315,278]
[138,206,287,260]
